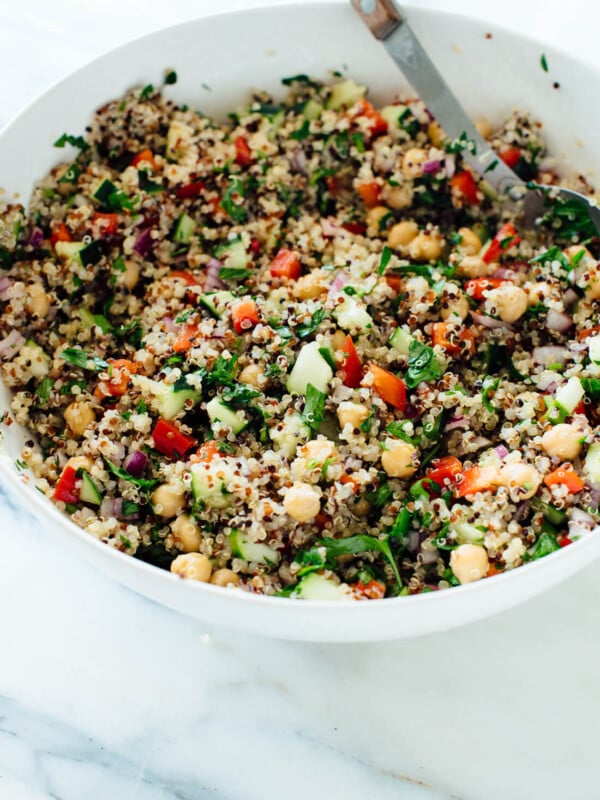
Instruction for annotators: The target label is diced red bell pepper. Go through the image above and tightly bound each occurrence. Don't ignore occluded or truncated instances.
[457,465,500,498]
[92,212,119,236]
[338,335,363,388]
[249,238,261,256]
[450,170,480,205]
[95,358,138,399]
[50,222,72,245]
[559,536,573,547]
[169,269,199,286]
[544,465,585,493]
[53,465,80,504]
[426,456,463,488]
[152,419,197,459]
[464,277,510,300]
[192,441,221,463]
[357,181,381,208]
[340,473,360,493]
[353,98,388,138]
[482,222,521,264]
[354,579,386,599]
[234,135,253,167]
[231,299,260,333]
[499,146,521,170]
[173,323,201,353]
[431,322,475,357]
[366,363,407,411]
[174,181,205,200]
[270,249,302,280]
[132,149,158,170]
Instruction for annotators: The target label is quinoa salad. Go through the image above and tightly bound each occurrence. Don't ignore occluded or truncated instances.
[1,72,599,601]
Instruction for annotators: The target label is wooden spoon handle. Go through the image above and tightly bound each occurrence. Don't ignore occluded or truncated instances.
[350,0,402,40]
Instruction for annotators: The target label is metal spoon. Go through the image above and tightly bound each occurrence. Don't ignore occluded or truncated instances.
[351,0,600,234]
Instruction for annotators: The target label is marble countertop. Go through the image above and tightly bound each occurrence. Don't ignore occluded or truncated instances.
[1,1,600,798]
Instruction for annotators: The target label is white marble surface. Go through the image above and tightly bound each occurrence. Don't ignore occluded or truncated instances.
[1,1,600,798]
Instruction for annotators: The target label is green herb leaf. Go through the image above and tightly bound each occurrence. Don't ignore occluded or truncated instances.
[290,119,311,141]
[529,246,569,269]
[35,377,53,402]
[138,170,163,194]
[221,177,247,223]
[281,73,320,88]
[221,382,262,407]
[58,164,81,184]
[406,339,442,388]
[53,133,90,152]
[60,347,108,372]
[318,534,402,590]
[378,245,393,276]
[140,84,154,100]
[386,421,417,444]
[365,482,391,507]
[218,267,252,282]
[352,132,365,153]
[164,70,178,85]
[540,53,549,73]
[104,458,159,489]
[485,344,525,381]
[389,507,410,539]
[295,307,327,339]
[481,376,501,413]
[581,377,600,400]
[531,531,560,560]
[302,383,326,431]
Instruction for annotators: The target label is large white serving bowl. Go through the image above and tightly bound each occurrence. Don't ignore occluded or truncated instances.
[1,1,600,641]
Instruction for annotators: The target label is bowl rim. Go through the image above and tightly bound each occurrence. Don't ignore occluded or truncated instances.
[1,0,600,624]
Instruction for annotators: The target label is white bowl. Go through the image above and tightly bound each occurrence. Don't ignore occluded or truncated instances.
[2,2,600,641]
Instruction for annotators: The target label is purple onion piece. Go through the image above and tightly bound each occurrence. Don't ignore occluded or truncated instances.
[290,148,308,174]
[205,258,225,291]
[494,444,509,459]
[133,227,154,257]
[446,415,469,431]
[422,159,442,174]
[162,316,178,333]
[470,310,510,329]
[545,309,573,333]
[327,271,349,299]
[0,329,24,360]
[0,277,13,301]
[444,154,456,179]
[514,501,530,523]
[490,267,518,280]
[563,288,579,308]
[29,227,44,248]
[124,449,148,477]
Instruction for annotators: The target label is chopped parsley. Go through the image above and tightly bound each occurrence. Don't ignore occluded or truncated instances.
[378,245,393,276]
[221,177,247,223]
[302,383,326,431]
[60,347,108,372]
[53,133,90,152]
[540,54,549,73]
[406,340,442,388]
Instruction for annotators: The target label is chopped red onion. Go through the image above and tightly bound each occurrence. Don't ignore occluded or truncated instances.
[444,154,456,179]
[422,159,442,174]
[471,436,492,450]
[290,148,308,174]
[494,444,509,459]
[419,547,439,565]
[514,500,529,522]
[211,326,227,339]
[533,346,569,366]
[28,227,44,248]
[545,309,573,333]
[205,258,225,291]
[536,374,558,393]
[0,277,13,301]
[563,288,579,308]
[490,267,518,280]
[470,310,509,329]
[133,227,154,256]
[0,329,24,360]
[162,316,178,333]
[100,497,118,520]
[124,449,148,476]
[569,507,597,538]
[446,415,469,431]
[328,272,349,299]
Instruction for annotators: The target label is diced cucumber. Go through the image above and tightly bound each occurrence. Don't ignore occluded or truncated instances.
[303,99,323,120]
[286,341,333,395]
[55,240,102,267]
[389,327,414,355]
[292,572,352,601]
[333,296,373,333]
[380,104,408,131]
[190,461,234,509]
[584,442,600,486]
[166,120,193,160]
[531,496,568,526]
[78,470,102,506]
[93,178,117,205]
[326,79,367,110]
[21,340,50,378]
[215,237,248,270]
[131,375,201,420]
[451,521,485,545]
[79,308,95,328]
[318,346,336,371]
[589,334,600,364]
[173,213,196,244]
[199,291,235,318]
[555,377,584,415]
[206,397,247,434]
[269,411,310,457]
[229,529,280,566]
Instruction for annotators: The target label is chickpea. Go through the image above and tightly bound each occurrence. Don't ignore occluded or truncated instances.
[583,265,600,300]
[427,120,446,147]
[239,363,264,388]
[151,482,186,518]
[294,271,327,300]
[401,147,428,179]
[66,455,94,472]
[64,402,95,437]
[450,544,489,584]
[485,284,528,323]
[352,497,371,517]
[440,283,469,321]
[300,438,337,466]
[366,205,390,237]
[331,329,348,352]
[382,183,414,210]
[524,281,553,307]
[475,118,494,139]
[337,401,370,430]
[541,424,583,461]
[457,255,490,278]
[171,513,202,553]
[499,462,542,500]
[387,220,418,251]
[283,482,321,522]
[123,260,140,290]
[26,283,50,318]
[171,552,212,582]
[381,439,418,479]
[210,568,241,587]
[408,230,444,262]
[456,227,482,256]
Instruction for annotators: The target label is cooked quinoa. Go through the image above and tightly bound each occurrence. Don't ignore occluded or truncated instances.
[1,73,599,600]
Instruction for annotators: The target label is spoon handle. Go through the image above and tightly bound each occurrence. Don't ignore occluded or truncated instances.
[351,0,520,194]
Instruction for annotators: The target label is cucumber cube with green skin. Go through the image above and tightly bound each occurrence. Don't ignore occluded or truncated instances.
[389,327,414,355]
[269,412,310,457]
[93,179,118,205]
[303,99,323,120]
[21,340,50,378]
[206,397,247,434]
[333,296,373,333]
[229,529,280,566]
[451,521,484,545]
[190,460,236,509]
[199,291,235,318]
[588,334,600,363]
[131,375,201,420]
[326,79,367,110]
[292,572,352,600]
[547,376,585,423]
[215,238,248,270]
[55,241,85,263]
[286,341,333,395]
[584,443,600,486]
[173,213,196,244]
[78,470,102,506]
[380,104,408,131]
